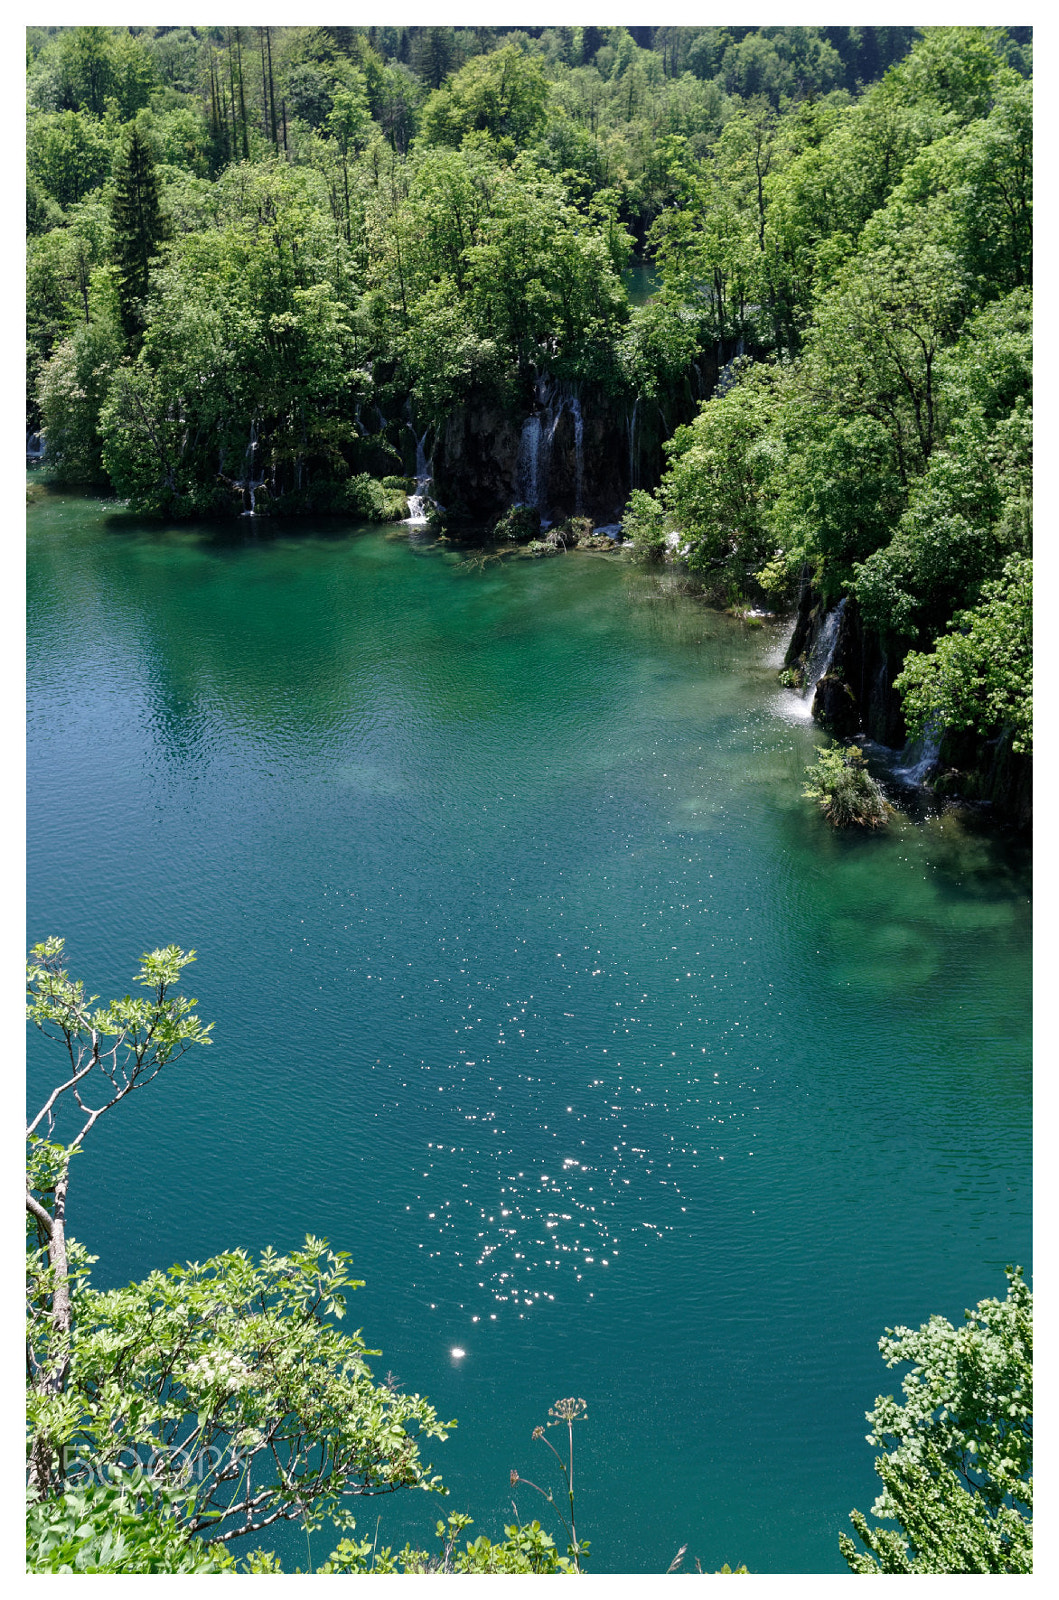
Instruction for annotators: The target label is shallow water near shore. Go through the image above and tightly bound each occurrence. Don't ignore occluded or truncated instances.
[27,490,1031,1574]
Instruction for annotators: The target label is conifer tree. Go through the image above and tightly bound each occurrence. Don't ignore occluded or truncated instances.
[110,122,165,345]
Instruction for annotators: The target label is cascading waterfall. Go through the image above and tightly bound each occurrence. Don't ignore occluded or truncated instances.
[405,426,434,525]
[570,395,584,513]
[628,396,640,491]
[802,597,847,698]
[895,726,943,786]
[516,415,543,509]
[777,599,944,792]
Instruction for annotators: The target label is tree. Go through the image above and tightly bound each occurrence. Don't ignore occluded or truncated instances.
[894,556,1031,756]
[841,1268,1032,1572]
[419,45,549,152]
[26,938,213,1493]
[462,157,630,382]
[627,359,785,599]
[37,305,124,482]
[26,939,452,1564]
[110,120,166,343]
[27,110,112,209]
[100,160,366,517]
[56,26,117,116]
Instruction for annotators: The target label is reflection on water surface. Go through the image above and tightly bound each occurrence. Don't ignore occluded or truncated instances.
[27,493,1030,1573]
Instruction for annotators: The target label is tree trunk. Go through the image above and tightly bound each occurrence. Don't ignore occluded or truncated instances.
[27,1172,72,1498]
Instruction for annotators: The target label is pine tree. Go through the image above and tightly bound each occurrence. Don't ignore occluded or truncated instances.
[110,123,165,345]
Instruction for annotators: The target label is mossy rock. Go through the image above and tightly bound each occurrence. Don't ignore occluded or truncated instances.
[812,673,860,737]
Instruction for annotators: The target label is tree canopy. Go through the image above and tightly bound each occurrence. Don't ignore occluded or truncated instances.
[26,24,1031,767]
[841,1268,1032,1573]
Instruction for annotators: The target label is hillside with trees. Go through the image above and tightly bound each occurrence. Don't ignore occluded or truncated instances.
[26,22,1031,819]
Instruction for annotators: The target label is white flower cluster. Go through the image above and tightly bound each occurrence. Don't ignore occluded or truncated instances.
[188,1348,252,1394]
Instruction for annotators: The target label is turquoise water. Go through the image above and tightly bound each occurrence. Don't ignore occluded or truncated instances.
[27,491,1031,1573]
[623,260,660,306]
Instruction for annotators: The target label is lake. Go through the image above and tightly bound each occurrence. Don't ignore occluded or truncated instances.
[27,490,1031,1573]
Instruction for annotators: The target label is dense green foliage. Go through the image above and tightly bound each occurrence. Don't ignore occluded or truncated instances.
[802,744,892,829]
[26,24,1031,766]
[841,1269,1032,1573]
[27,1478,236,1573]
[27,25,994,492]
[895,556,1031,755]
[623,27,1031,763]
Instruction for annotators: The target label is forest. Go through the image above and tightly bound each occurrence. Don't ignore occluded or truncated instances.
[27,21,1032,822]
[26,23,1034,1575]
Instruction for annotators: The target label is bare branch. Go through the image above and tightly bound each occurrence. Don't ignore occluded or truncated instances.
[26,1060,95,1139]
[26,1192,54,1236]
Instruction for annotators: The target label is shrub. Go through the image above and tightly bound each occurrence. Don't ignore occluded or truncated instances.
[621,487,668,561]
[551,515,594,545]
[345,474,409,521]
[802,744,892,827]
[493,503,541,542]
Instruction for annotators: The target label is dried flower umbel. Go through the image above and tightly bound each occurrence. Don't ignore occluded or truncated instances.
[509,1397,589,1572]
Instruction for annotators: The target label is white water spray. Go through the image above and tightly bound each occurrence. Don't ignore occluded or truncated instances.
[895,727,942,786]
[406,427,434,525]
[237,421,266,516]
[783,598,848,722]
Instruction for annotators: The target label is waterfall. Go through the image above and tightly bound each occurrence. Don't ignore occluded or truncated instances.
[513,383,584,515]
[405,427,434,525]
[779,598,848,724]
[570,395,584,512]
[802,598,847,699]
[26,431,45,463]
[716,336,746,398]
[236,421,266,515]
[895,726,943,786]
[628,397,639,491]
[517,414,543,509]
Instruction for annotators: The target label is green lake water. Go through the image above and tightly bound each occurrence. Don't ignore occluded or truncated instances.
[27,490,1031,1573]
[622,259,660,306]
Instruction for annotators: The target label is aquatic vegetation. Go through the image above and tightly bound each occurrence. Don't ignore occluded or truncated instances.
[802,743,892,828]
